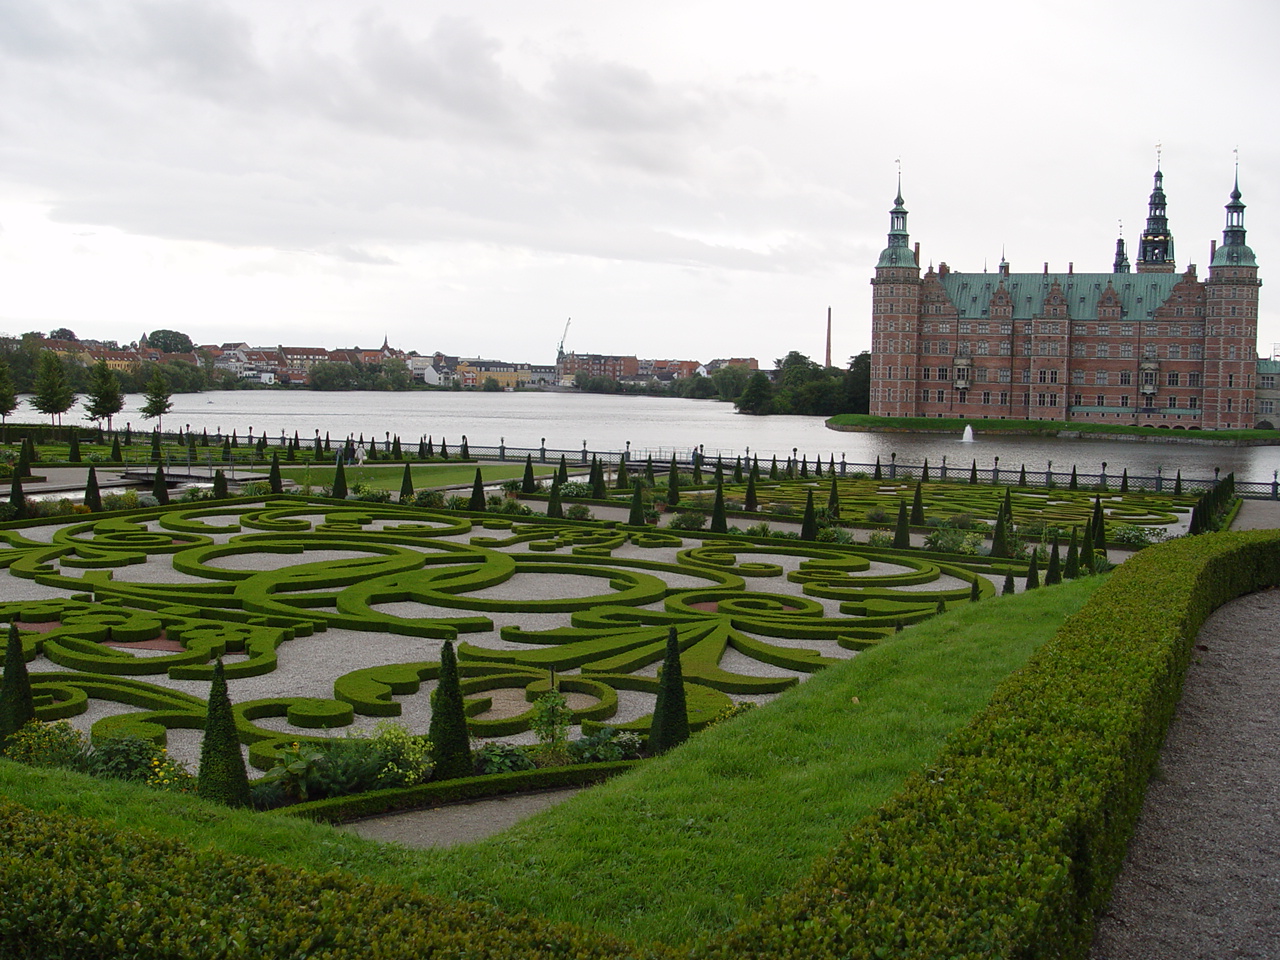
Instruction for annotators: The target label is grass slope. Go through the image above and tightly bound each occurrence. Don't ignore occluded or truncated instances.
[0,577,1102,948]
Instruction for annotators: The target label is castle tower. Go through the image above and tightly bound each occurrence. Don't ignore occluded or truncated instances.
[1113,234,1131,273]
[1203,170,1260,428]
[1136,167,1176,273]
[869,179,922,416]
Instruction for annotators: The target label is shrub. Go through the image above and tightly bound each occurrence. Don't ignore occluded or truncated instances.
[1112,524,1167,548]
[530,689,574,764]
[649,628,689,754]
[565,503,594,522]
[0,623,35,752]
[87,735,162,783]
[428,639,472,779]
[558,480,593,498]
[473,741,537,776]
[197,659,251,808]
[413,489,445,509]
[568,727,643,764]
[866,529,893,547]
[3,720,89,771]
[667,510,708,531]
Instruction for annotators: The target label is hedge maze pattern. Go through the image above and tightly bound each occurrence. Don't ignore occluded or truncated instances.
[2,496,1058,769]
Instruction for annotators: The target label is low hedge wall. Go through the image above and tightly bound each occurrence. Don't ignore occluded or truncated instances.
[694,529,1280,959]
[277,761,639,823]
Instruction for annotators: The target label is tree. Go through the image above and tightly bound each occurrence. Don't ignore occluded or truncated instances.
[666,456,681,506]
[522,455,537,494]
[8,476,25,521]
[481,377,501,392]
[269,453,284,494]
[800,490,818,541]
[1002,572,1016,595]
[627,482,646,525]
[331,459,348,499]
[546,481,564,519]
[649,628,689,753]
[146,329,194,354]
[399,462,414,501]
[745,472,758,512]
[735,372,774,415]
[1025,552,1040,590]
[910,481,925,525]
[48,327,77,341]
[152,465,169,505]
[0,360,17,424]
[428,640,472,779]
[140,370,173,431]
[711,364,752,402]
[710,482,728,534]
[468,468,486,511]
[892,500,909,548]
[0,623,35,753]
[556,455,569,486]
[1064,527,1080,579]
[84,466,102,512]
[1044,540,1062,585]
[31,351,76,426]
[196,659,251,807]
[83,360,125,431]
[213,469,228,499]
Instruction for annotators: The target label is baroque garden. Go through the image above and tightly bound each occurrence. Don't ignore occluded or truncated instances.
[0,438,1275,959]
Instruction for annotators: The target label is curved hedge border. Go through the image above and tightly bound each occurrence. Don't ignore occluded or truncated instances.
[695,529,1280,960]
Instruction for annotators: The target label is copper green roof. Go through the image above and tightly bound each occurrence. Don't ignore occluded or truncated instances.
[939,273,1181,320]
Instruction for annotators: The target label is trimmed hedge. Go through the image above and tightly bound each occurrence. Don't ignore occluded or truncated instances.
[695,529,1280,960]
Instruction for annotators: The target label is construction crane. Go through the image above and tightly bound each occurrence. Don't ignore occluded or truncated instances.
[556,318,571,360]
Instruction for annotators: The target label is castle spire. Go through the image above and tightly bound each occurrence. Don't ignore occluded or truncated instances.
[1211,163,1256,267]
[1113,220,1131,273]
[875,169,916,268]
[1136,161,1176,272]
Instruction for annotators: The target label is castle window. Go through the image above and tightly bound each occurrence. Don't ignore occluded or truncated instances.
[1166,371,1180,387]
[1021,342,1032,356]
[937,367,949,380]
[978,323,989,334]
[1074,394,1083,407]
[1176,307,1184,317]
[1050,370,1059,384]
[1121,395,1130,408]
[1098,324,1110,336]
[1073,370,1085,384]
[1038,369,1048,383]
[1073,343,1086,357]
[999,342,1011,356]
[1168,345,1181,359]
[1190,345,1203,359]
[1000,323,1012,335]
[977,341,989,355]
[1096,344,1110,358]
[1000,391,1009,405]
[1096,395,1105,406]
[1229,346,1238,360]
[1095,371,1109,385]
[1226,398,1234,412]
[1167,396,1178,408]
[922,367,931,380]
[1188,396,1199,409]
[1262,400,1275,415]
[1143,344,1157,359]
[1262,375,1275,389]
[999,369,1011,383]
[936,390,945,403]
[1120,371,1132,386]
[959,322,971,334]
[1228,374,1235,388]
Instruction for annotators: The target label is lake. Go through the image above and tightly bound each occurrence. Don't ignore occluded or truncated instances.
[84,389,1280,484]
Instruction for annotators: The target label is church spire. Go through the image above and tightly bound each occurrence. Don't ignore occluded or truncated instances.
[1136,159,1175,273]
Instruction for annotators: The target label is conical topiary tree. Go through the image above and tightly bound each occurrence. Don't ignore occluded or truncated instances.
[68,433,81,463]
[399,462,414,502]
[1002,572,1016,595]
[557,455,569,487]
[873,455,882,480]
[710,482,728,534]
[814,457,822,479]
[522,455,537,494]
[990,502,1009,559]
[910,481,925,525]
[1120,468,1129,493]
[1080,524,1096,575]
[110,435,122,463]
[8,476,25,521]
[800,490,818,541]
[645,457,656,487]
[546,482,564,519]
[666,456,680,506]
[196,659,251,808]
[1044,540,1062,585]
[745,472,758,513]
[1175,470,1183,495]
[268,452,283,494]
[428,639,472,779]
[969,578,981,602]
[770,456,779,480]
[440,438,449,460]
[733,458,744,483]
[0,623,35,753]
[1018,464,1027,487]
[969,459,978,484]
[921,458,929,484]
[150,430,162,463]
[893,500,910,549]
[1092,497,1106,552]
[331,459,348,499]
[84,466,102,512]
[213,469,228,499]
[615,460,630,491]
[152,465,169,505]
[627,482,646,526]
[468,467,486,511]
[826,475,840,519]
[591,459,607,500]
[649,627,689,754]
[1025,552,1040,590]
[1069,466,1078,490]
[1065,527,1080,579]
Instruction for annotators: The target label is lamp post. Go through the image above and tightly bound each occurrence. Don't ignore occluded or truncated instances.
[540,438,546,462]
[992,454,999,484]
[1047,460,1053,487]
[941,454,947,481]
[890,451,897,479]
[1101,461,1108,489]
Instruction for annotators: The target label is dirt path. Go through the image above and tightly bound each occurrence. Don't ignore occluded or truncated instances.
[1091,500,1280,959]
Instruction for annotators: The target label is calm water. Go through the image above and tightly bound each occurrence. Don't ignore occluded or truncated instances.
[87,390,1280,483]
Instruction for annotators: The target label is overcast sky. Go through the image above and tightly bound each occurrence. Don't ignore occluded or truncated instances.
[2,0,1277,367]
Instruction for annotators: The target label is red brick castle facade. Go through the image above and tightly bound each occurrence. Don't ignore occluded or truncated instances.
[869,169,1261,429]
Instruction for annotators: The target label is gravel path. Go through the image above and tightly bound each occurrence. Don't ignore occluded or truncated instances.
[1091,501,1280,959]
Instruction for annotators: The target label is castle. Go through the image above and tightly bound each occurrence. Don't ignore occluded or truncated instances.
[868,168,1261,429]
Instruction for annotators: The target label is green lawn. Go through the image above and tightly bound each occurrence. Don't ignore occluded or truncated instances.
[0,575,1103,947]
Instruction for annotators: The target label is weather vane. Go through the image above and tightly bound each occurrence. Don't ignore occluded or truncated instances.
[1118,219,1123,237]
[1155,141,1162,168]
